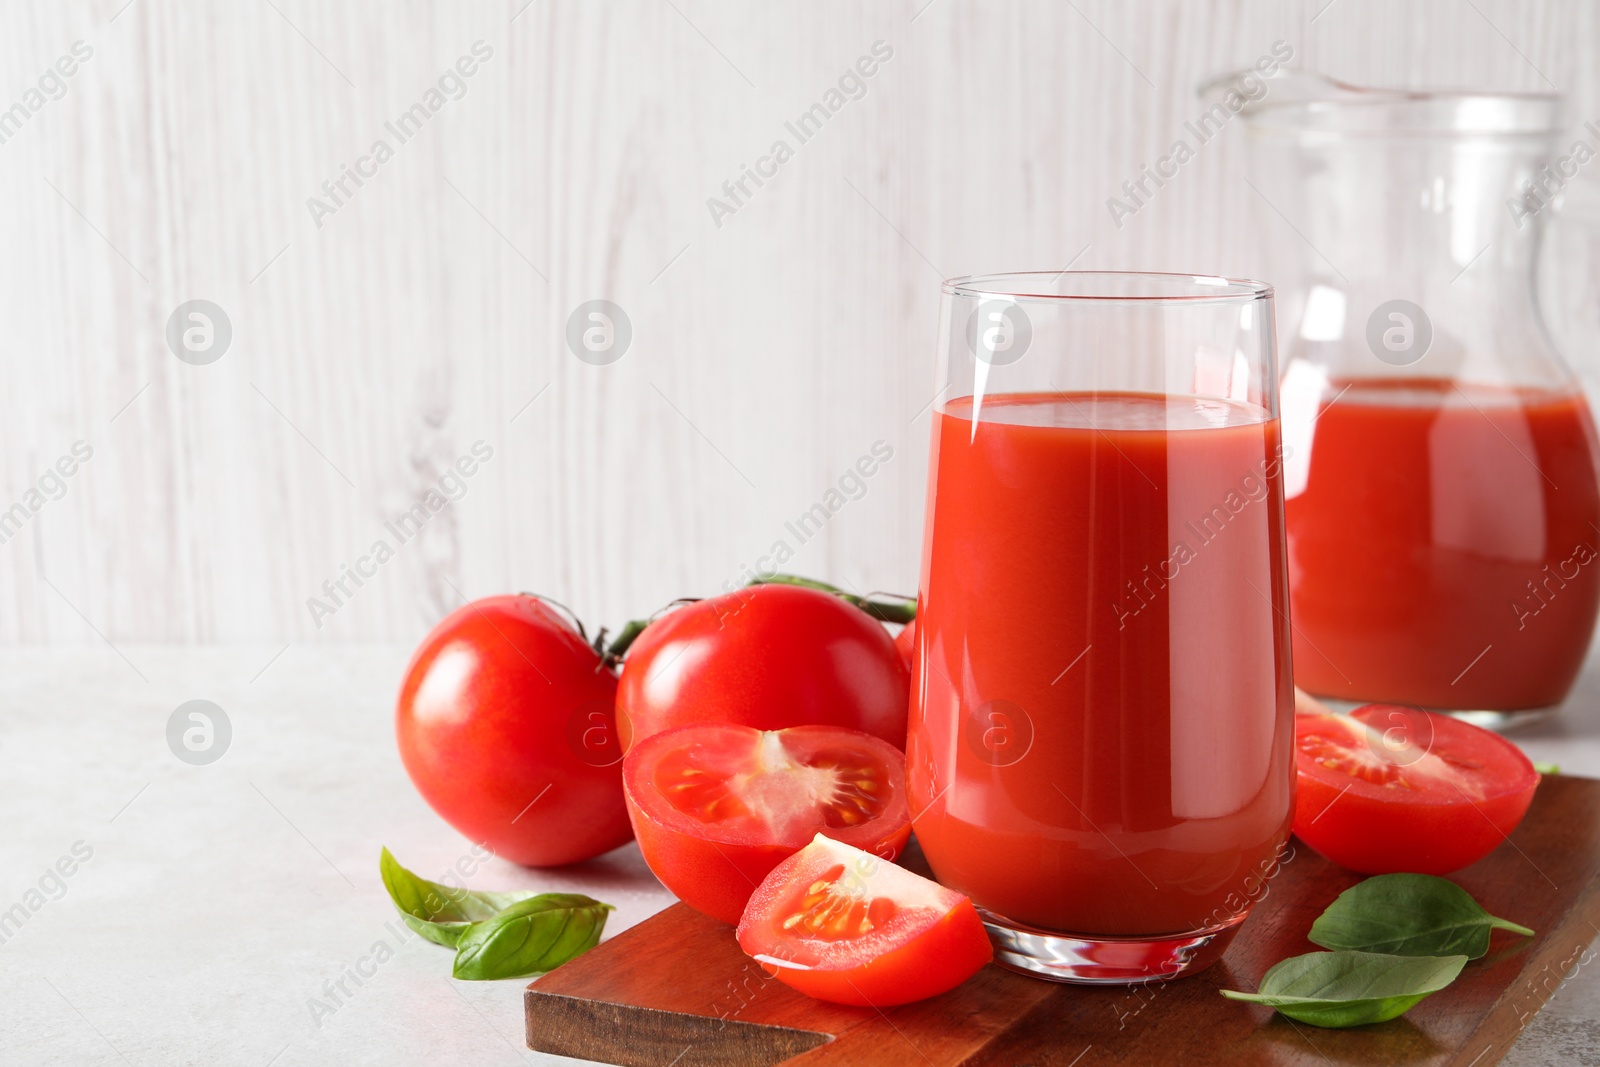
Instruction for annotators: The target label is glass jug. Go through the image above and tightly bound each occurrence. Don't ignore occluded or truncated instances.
[1232,75,1600,723]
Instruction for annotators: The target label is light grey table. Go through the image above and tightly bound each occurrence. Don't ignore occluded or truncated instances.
[1,644,1596,1066]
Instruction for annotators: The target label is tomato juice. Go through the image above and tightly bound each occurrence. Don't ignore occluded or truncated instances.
[908,392,1296,937]
[1285,379,1600,710]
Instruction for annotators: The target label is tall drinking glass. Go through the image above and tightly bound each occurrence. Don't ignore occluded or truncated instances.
[907,272,1296,984]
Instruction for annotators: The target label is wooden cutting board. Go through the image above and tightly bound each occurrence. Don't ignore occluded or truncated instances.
[526,774,1600,1067]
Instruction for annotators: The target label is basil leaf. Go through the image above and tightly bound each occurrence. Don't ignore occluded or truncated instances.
[1534,762,1559,775]
[1222,950,1466,1027]
[451,893,613,980]
[379,847,537,948]
[1308,873,1534,959]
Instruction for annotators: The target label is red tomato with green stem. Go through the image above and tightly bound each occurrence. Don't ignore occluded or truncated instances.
[1293,705,1539,875]
[396,595,634,868]
[623,723,912,924]
[737,834,993,1006]
[615,582,912,751]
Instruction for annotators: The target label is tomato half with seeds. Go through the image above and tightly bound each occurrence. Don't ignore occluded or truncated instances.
[737,835,993,1006]
[623,724,912,925]
[1293,705,1540,875]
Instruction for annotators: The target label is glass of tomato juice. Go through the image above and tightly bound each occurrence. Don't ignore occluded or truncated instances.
[907,272,1297,983]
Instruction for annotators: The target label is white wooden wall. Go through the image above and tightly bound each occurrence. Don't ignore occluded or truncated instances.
[0,0,1593,644]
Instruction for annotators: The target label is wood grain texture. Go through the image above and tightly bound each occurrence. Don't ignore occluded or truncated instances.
[0,0,1596,644]
[525,775,1600,1067]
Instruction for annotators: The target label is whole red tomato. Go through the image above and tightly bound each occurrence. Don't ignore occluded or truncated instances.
[396,595,634,867]
[617,584,910,751]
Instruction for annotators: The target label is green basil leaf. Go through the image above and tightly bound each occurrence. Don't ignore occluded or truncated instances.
[1222,950,1466,1027]
[1308,873,1534,959]
[379,848,537,948]
[1534,762,1559,775]
[451,893,613,980]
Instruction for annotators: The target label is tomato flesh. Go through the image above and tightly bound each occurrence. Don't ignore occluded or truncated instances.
[738,835,993,1006]
[781,865,901,939]
[1292,705,1539,875]
[624,724,912,924]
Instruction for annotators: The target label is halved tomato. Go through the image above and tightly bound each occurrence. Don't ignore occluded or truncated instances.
[737,835,993,1006]
[1293,705,1540,875]
[623,724,912,924]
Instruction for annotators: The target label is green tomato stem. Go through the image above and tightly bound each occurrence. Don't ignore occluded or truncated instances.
[746,573,917,624]
[603,576,916,666]
[603,618,651,662]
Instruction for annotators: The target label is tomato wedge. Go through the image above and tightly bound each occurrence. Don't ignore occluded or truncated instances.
[623,724,912,924]
[1293,705,1540,875]
[737,835,993,1006]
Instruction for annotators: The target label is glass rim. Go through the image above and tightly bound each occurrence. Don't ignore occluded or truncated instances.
[944,270,1273,304]
[1243,97,1564,139]
[1202,71,1564,138]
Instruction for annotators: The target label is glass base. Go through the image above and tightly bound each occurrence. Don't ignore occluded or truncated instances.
[978,909,1247,985]
[1314,696,1555,735]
